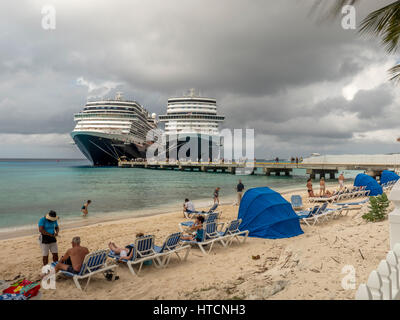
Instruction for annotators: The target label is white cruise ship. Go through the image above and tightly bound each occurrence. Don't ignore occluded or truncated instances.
[71,92,157,166]
[158,89,225,161]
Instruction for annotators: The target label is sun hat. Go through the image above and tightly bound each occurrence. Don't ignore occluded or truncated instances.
[45,210,59,221]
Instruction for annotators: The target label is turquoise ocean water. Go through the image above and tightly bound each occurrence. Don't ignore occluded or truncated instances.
[0,160,362,234]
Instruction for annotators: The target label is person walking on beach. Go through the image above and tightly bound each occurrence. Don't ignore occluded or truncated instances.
[38,210,59,266]
[338,173,345,190]
[81,200,91,217]
[307,178,315,198]
[54,236,89,275]
[319,177,326,197]
[213,187,220,205]
[236,180,245,206]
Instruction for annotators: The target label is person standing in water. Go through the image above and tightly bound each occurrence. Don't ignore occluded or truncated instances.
[213,187,220,205]
[81,200,91,217]
[236,180,245,206]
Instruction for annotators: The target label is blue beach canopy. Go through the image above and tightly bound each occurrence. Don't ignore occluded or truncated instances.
[238,187,304,239]
[380,170,400,185]
[354,173,383,196]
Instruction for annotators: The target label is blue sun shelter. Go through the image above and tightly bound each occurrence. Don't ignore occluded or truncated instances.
[354,173,383,196]
[380,170,400,185]
[238,187,304,239]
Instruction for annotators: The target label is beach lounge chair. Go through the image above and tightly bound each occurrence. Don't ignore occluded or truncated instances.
[181,222,222,255]
[108,235,162,276]
[184,203,219,219]
[297,205,320,226]
[179,211,219,232]
[291,195,303,210]
[154,232,191,267]
[52,249,118,291]
[215,219,249,247]
[309,191,343,204]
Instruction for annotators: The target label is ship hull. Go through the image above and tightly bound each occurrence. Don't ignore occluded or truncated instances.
[71,131,147,166]
[164,133,222,161]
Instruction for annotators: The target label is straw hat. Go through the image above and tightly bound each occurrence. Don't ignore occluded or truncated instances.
[45,210,59,221]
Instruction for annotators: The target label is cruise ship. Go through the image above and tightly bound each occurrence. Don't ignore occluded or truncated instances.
[158,89,225,161]
[71,93,157,166]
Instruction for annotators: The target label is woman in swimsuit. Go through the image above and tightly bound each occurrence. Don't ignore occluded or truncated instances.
[181,216,205,242]
[319,177,326,197]
[307,178,315,197]
[81,200,91,217]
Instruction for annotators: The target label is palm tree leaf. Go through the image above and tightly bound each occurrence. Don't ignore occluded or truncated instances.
[388,63,400,83]
[359,1,400,54]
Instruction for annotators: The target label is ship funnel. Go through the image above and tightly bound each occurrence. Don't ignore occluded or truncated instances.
[115,92,123,101]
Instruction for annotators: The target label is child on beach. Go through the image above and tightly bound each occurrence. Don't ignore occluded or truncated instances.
[81,200,91,217]
[181,216,205,242]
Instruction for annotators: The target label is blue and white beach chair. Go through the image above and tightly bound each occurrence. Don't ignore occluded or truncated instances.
[185,203,219,219]
[291,195,303,211]
[179,211,219,232]
[181,222,222,255]
[297,205,320,226]
[215,219,249,247]
[52,249,118,291]
[154,232,191,267]
[108,235,161,276]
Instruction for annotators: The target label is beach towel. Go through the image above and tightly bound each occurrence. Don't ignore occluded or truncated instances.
[2,279,40,299]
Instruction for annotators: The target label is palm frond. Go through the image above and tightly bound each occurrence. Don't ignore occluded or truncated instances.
[359,1,400,54]
[388,63,400,83]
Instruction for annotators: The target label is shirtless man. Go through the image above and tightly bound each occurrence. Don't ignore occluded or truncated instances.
[54,236,89,274]
[338,173,345,190]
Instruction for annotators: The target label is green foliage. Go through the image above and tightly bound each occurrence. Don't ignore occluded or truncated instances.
[362,193,390,222]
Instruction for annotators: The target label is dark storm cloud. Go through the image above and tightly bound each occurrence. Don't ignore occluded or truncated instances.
[0,0,397,157]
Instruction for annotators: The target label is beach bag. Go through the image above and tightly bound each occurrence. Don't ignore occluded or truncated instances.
[3,279,41,299]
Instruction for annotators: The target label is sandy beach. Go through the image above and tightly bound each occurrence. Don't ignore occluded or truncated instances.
[0,184,391,300]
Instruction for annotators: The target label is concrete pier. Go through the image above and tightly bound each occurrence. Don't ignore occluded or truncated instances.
[119,160,397,179]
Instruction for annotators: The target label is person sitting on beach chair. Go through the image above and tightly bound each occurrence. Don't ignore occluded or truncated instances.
[181,216,205,242]
[183,199,196,218]
[108,233,144,261]
[54,236,89,275]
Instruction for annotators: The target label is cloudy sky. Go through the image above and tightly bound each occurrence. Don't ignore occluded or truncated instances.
[0,0,399,159]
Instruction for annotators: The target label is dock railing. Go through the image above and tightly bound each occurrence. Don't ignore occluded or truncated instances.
[355,180,400,300]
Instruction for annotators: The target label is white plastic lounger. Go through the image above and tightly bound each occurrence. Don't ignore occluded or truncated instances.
[181,222,222,255]
[291,195,303,210]
[154,232,190,267]
[109,235,162,276]
[179,212,219,232]
[184,203,219,219]
[52,249,117,291]
[215,219,249,247]
[297,206,320,226]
